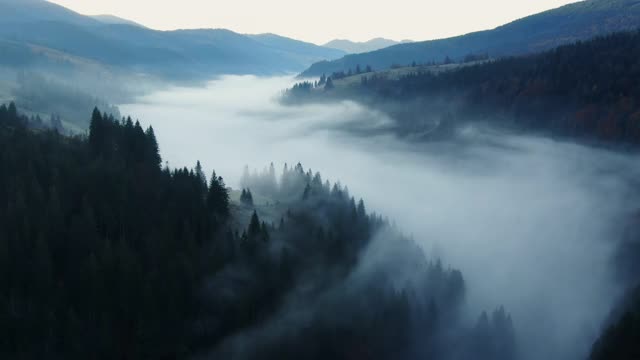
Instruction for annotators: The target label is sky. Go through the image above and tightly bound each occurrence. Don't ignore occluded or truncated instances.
[47,0,582,45]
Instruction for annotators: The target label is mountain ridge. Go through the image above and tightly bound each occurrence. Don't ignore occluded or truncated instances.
[0,0,343,78]
[90,14,146,28]
[323,38,412,54]
[301,0,640,77]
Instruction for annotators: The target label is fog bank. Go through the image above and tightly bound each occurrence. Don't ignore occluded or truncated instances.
[121,75,639,360]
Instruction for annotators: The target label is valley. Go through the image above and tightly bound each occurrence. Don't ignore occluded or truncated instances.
[2,0,640,359]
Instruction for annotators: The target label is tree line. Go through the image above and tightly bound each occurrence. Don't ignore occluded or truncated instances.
[288,30,640,146]
[355,30,640,145]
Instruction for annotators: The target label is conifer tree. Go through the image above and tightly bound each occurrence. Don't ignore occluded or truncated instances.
[207,171,230,219]
[195,160,206,185]
[89,107,103,154]
[324,77,334,90]
[248,211,261,239]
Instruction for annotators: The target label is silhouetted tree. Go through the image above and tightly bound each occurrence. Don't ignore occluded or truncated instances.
[325,77,334,90]
[240,188,254,206]
[207,171,230,219]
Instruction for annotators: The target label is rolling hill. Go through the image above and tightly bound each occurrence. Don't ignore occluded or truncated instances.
[301,0,640,77]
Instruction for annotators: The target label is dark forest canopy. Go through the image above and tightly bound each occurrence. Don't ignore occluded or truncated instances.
[0,104,517,359]
[590,285,640,360]
[287,30,640,146]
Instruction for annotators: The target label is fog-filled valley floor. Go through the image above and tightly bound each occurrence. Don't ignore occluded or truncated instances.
[120,76,640,360]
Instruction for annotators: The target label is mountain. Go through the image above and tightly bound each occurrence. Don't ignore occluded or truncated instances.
[0,0,344,78]
[324,38,412,54]
[247,33,346,66]
[0,0,99,27]
[301,0,640,77]
[90,14,146,28]
[288,29,640,146]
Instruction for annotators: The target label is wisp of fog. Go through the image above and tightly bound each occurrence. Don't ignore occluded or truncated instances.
[121,75,639,360]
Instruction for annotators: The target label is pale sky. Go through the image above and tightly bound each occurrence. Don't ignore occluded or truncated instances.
[47,0,581,45]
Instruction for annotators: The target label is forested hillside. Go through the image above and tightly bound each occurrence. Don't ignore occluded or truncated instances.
[301,0,640,77]
[287,29,640,359]
[289,30,640,145]
[0,104,516,359]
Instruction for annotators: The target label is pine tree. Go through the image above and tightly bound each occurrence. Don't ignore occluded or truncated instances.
[89,107,103,155]
[195,160,206,185]
[357,199,366,218]
[248,211,261,239]
[246,189,253,206]
[207,171,230,219]
[240,188,254,206]
[302,183,311,200]
[268,162,277,194]
[325,77,334,90]
[319,74,327,86]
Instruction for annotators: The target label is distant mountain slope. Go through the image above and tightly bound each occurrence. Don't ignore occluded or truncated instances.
[301,0,640,77]
[0,0,344,78]
[248,33,346,64]
[324,38,412,54]
[90,14,146,28]
[0,0,99,27]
